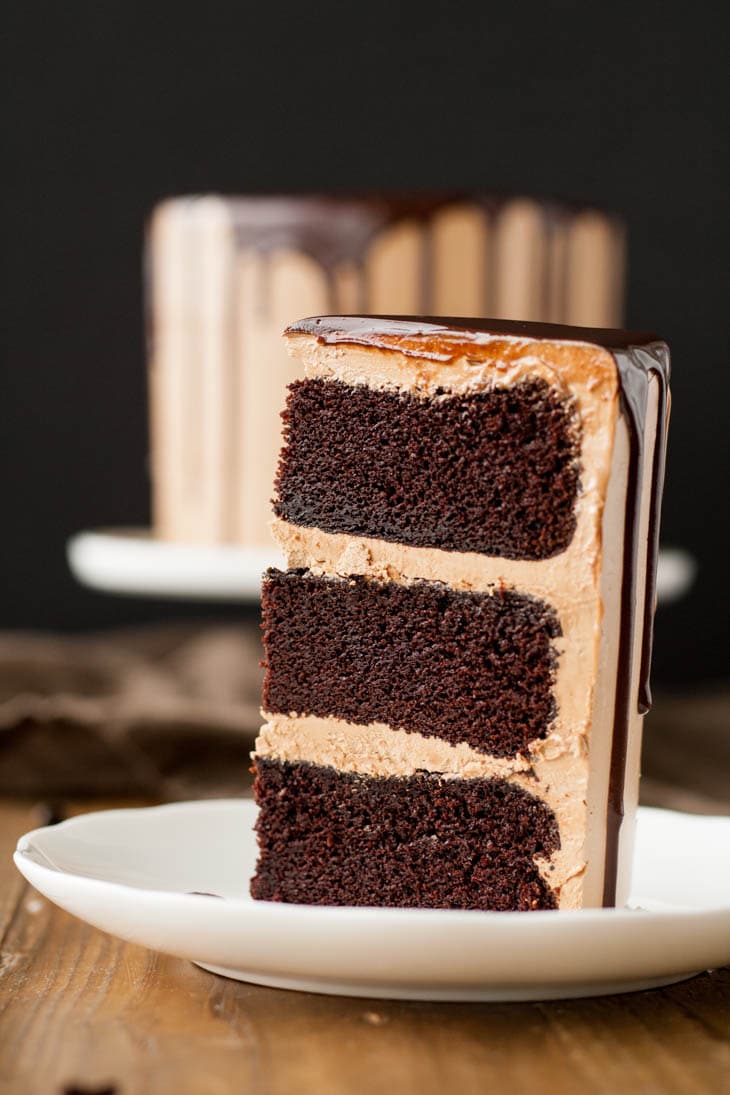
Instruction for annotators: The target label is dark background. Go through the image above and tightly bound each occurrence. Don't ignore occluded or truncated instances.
[5,2,729,683]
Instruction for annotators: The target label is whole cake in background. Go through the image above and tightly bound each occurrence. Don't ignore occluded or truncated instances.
[146,194,625,546]
[252,315,670,911]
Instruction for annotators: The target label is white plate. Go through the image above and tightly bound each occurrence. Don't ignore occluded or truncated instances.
[14,801,730,1001]
[67,528,696,606]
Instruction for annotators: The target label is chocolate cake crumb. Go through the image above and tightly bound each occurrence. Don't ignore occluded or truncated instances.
[274,378,581,560]
[263,570,560,757]
[252,758,559,911]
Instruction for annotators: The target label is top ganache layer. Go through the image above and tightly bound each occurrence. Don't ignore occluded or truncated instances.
[286,315,662,360]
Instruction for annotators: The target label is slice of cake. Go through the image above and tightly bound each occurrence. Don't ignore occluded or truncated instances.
[252,316,670,911]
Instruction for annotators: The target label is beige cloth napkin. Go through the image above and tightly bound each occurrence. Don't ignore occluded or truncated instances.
[0,623,728,811]
[0,624,263,798]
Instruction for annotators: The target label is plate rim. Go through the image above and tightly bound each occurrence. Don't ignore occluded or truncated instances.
[13,799,730,998]
[14,798,730,925]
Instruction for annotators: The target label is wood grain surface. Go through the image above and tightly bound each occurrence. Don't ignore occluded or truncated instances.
[1,799,728,1095]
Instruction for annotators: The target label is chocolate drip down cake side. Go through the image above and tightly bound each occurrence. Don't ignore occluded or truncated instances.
[252,316,670,911]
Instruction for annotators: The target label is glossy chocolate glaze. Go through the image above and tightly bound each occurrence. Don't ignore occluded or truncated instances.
[288,315,670,907]
[287,314,659,354]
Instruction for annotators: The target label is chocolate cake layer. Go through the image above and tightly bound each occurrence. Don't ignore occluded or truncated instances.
[274,377,580,560]
[262,569,560,757]
[252,758,560,910]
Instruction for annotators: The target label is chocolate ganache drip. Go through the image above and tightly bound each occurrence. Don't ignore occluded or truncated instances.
[603,342,670,906]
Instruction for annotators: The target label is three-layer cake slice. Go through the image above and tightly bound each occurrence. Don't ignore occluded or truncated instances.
[251,316,670,910]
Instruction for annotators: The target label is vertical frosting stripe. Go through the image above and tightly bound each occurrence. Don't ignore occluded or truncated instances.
[366,221,425,314]
[148,200,200,541]
[430,204,489,317]
[237,250,330,545]
[196,198,237,542]
[494,199,547,322]
[566,212,625,328]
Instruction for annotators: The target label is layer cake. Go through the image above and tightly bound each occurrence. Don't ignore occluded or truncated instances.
[147,195,624,546]
[252,315,669,911]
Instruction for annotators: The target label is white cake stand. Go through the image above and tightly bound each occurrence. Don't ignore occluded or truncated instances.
[67,529,284,602]
[67,528,696,606]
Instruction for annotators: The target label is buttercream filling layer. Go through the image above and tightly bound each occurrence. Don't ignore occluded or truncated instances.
[263,568,560,757]
[274,377,581,560]
[256,712,589,900]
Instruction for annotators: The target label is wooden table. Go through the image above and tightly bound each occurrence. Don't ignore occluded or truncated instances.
[1,799,728,1095]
